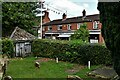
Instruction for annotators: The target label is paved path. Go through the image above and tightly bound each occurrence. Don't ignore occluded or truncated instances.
[88,66,119,79]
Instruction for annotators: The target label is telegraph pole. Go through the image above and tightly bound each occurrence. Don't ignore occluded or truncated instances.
[38,0,45,39]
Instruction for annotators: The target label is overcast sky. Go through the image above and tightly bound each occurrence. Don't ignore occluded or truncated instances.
[40,0,99,20]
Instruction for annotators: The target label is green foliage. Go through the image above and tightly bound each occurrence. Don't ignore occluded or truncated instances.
[2,2,37,37]
[32,39,112,65]
[77,44,112,65]
[70,23,89,42]
[98,2,120,76]
[1,38,14,57]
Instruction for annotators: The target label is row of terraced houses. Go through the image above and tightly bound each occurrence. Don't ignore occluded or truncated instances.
[38,10,104,44]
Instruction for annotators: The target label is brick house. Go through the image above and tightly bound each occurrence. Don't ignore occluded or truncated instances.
[42,10,104,43]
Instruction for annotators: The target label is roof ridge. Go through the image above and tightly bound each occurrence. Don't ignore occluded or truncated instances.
[10,26,18,39]
[10,27,36,40]
[43,14,99,26]
[52,14,99,21]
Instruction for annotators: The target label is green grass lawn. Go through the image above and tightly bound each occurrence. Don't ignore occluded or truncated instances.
[6,57,101,80]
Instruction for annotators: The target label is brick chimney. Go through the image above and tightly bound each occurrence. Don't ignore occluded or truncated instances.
[44,11,49,18]
[62,13,67,19]
[43,10,50,23]
[82,9,86,17]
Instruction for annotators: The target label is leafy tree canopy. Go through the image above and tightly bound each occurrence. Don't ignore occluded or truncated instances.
[70,23,89,42]
[2,2,38,37]
[98,2,120,76]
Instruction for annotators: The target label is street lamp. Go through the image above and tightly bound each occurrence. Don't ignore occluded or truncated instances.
[38,0,45,39]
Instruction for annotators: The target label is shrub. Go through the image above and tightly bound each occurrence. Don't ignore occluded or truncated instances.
[2,38,14,58]
[70,23,89,42]
[76,44,112,65]
[32,39,112,65]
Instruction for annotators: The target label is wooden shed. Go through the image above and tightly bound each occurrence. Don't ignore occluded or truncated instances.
[10,27,36,57]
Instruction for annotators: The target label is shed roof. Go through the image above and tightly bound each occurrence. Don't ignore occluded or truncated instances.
[10,27,36,41]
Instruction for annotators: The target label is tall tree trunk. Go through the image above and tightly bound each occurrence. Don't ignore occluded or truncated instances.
[98,2,120,77]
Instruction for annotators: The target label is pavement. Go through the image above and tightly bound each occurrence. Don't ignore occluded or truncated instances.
[88,66,119,80]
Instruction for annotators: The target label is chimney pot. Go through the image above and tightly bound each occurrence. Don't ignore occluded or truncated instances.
[62,13,67,19]
[82,9,86,17]
[44,11,49,17]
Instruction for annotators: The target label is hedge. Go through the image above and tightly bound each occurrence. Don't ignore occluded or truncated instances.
[32,39,112,65]
[1,38,14,58]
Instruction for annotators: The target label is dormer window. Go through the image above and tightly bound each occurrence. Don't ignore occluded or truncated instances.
[67,24,71,30]
[48,26,52,30]
[93,21,99,29]
[58,25,62,30]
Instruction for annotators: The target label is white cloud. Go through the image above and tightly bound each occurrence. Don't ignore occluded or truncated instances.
[44,0,99,20]
[52,0,83,11]
[83,3,89,8]
[44,0,84,20]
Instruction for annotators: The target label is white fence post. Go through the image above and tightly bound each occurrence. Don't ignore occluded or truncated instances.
[56,57,58,63]
[88,61,90,69]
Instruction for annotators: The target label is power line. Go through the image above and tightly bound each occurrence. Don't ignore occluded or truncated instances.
[44,2,74,16]
[35,0,75,17]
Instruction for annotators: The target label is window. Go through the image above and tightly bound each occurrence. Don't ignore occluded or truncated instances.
[58,25,62,30]
[90,39,98,43]
[67,24,71,30]
[77,23,82,29]
[48,26,52,30]
[93,21,99,29]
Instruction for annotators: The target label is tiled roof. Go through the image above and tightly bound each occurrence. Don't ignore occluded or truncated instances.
[43,14,99,26]
[10,27,36,41]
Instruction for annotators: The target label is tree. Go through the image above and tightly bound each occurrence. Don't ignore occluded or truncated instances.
[98,2,120,77]
[2,2,37,37]
[0,1,2,38]
[2,38,14,58]
[70,23,89,42]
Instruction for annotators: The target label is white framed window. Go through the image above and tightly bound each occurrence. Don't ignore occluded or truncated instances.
[90,39,98,43]
[67,24,71,30]
[93,21,99,29]
[48,26,52,30]
[58,25,62,30]
[77,23,82,29]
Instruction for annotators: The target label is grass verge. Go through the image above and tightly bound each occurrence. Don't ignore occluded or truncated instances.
[6,57,101,80]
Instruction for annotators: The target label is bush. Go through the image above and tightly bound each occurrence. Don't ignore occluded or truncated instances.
[1,38,14,58]
[76,44,112,65]
[32,39,112,65]
[70,23,89,42]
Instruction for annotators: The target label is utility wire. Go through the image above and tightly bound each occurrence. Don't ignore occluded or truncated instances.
[35,0,75,16]
[44,2,74,16]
